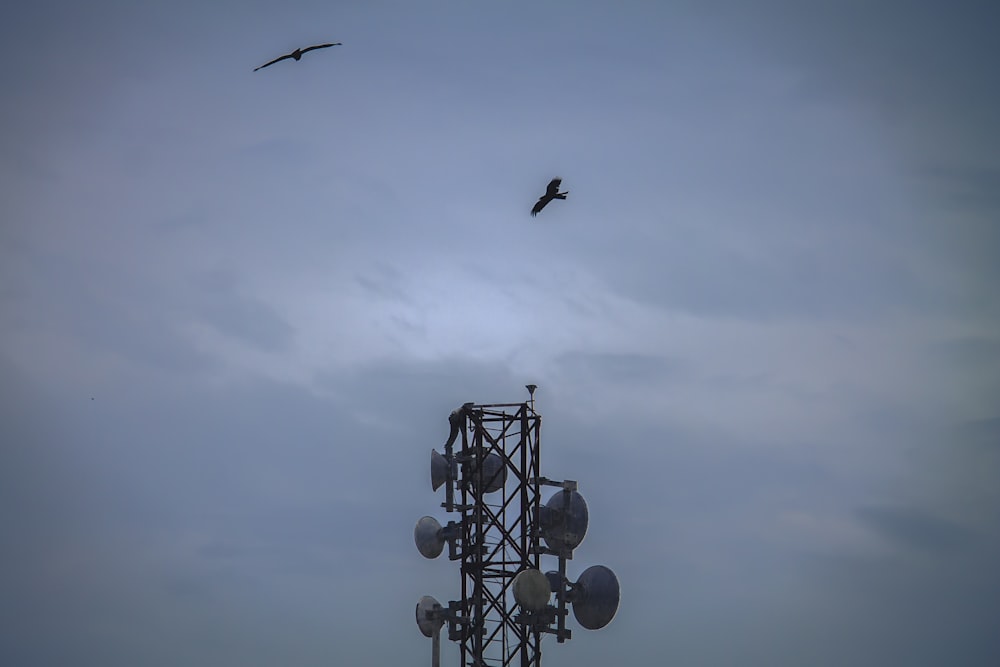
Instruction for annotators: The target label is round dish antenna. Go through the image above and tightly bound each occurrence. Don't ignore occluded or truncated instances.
[512,568,551,612]
[414,516,446,559]
[416,595,445,638]
[569,565,620,630]
[540,489,589,554]
[430,449,448,491]
[470,452,506,494]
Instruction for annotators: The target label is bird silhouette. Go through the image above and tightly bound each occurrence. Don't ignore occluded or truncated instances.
[254,43,342,71]
[531,178,568,216]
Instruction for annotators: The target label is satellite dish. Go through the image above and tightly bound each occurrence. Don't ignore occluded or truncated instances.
[512,568,551,612]
[431,449,449,491]
[540,490,589,554]
[414,516,446,559]
[569,565,620,630]
[415,595,445,638]
[469,452,506,494]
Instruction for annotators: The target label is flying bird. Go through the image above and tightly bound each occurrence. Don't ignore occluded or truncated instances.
[531,178,568,217]
[253,43,342,71]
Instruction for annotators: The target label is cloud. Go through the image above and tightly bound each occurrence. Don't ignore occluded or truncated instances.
[854,505,978,553]
[190,271,296,352]
[956,416,1000,452]
[0,365,443,666]
[2,2,998,665]
[551,350,686,386]
[922,165,1000,214]
[928,336,1000,368]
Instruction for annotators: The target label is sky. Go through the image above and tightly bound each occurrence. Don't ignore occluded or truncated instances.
[1,1,998,665]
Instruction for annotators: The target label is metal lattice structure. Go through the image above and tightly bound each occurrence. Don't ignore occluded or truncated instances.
[450,400,543,667]
[414,386,619,667]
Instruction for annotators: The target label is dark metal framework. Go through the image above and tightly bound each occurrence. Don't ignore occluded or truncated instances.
[445,401,543,667]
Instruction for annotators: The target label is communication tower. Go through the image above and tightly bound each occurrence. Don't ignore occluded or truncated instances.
[414,385,620,666]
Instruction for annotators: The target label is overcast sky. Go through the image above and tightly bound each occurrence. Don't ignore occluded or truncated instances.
[2,1,998,665]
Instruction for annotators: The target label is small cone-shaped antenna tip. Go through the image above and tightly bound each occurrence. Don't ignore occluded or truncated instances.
[526,384,537,396]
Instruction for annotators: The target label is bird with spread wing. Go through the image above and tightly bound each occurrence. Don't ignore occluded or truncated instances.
[531,178,568,217]
[254,43,342,72]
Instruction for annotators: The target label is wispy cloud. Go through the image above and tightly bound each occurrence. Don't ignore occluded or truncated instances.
[1,2,998,666]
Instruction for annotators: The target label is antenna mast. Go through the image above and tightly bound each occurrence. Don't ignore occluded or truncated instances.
[414,385,620,666]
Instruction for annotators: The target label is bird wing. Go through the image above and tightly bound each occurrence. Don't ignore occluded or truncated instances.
[545,178,562,197]
[301,42,340,54]
[253,52,294,71]
[531,195,552,217]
